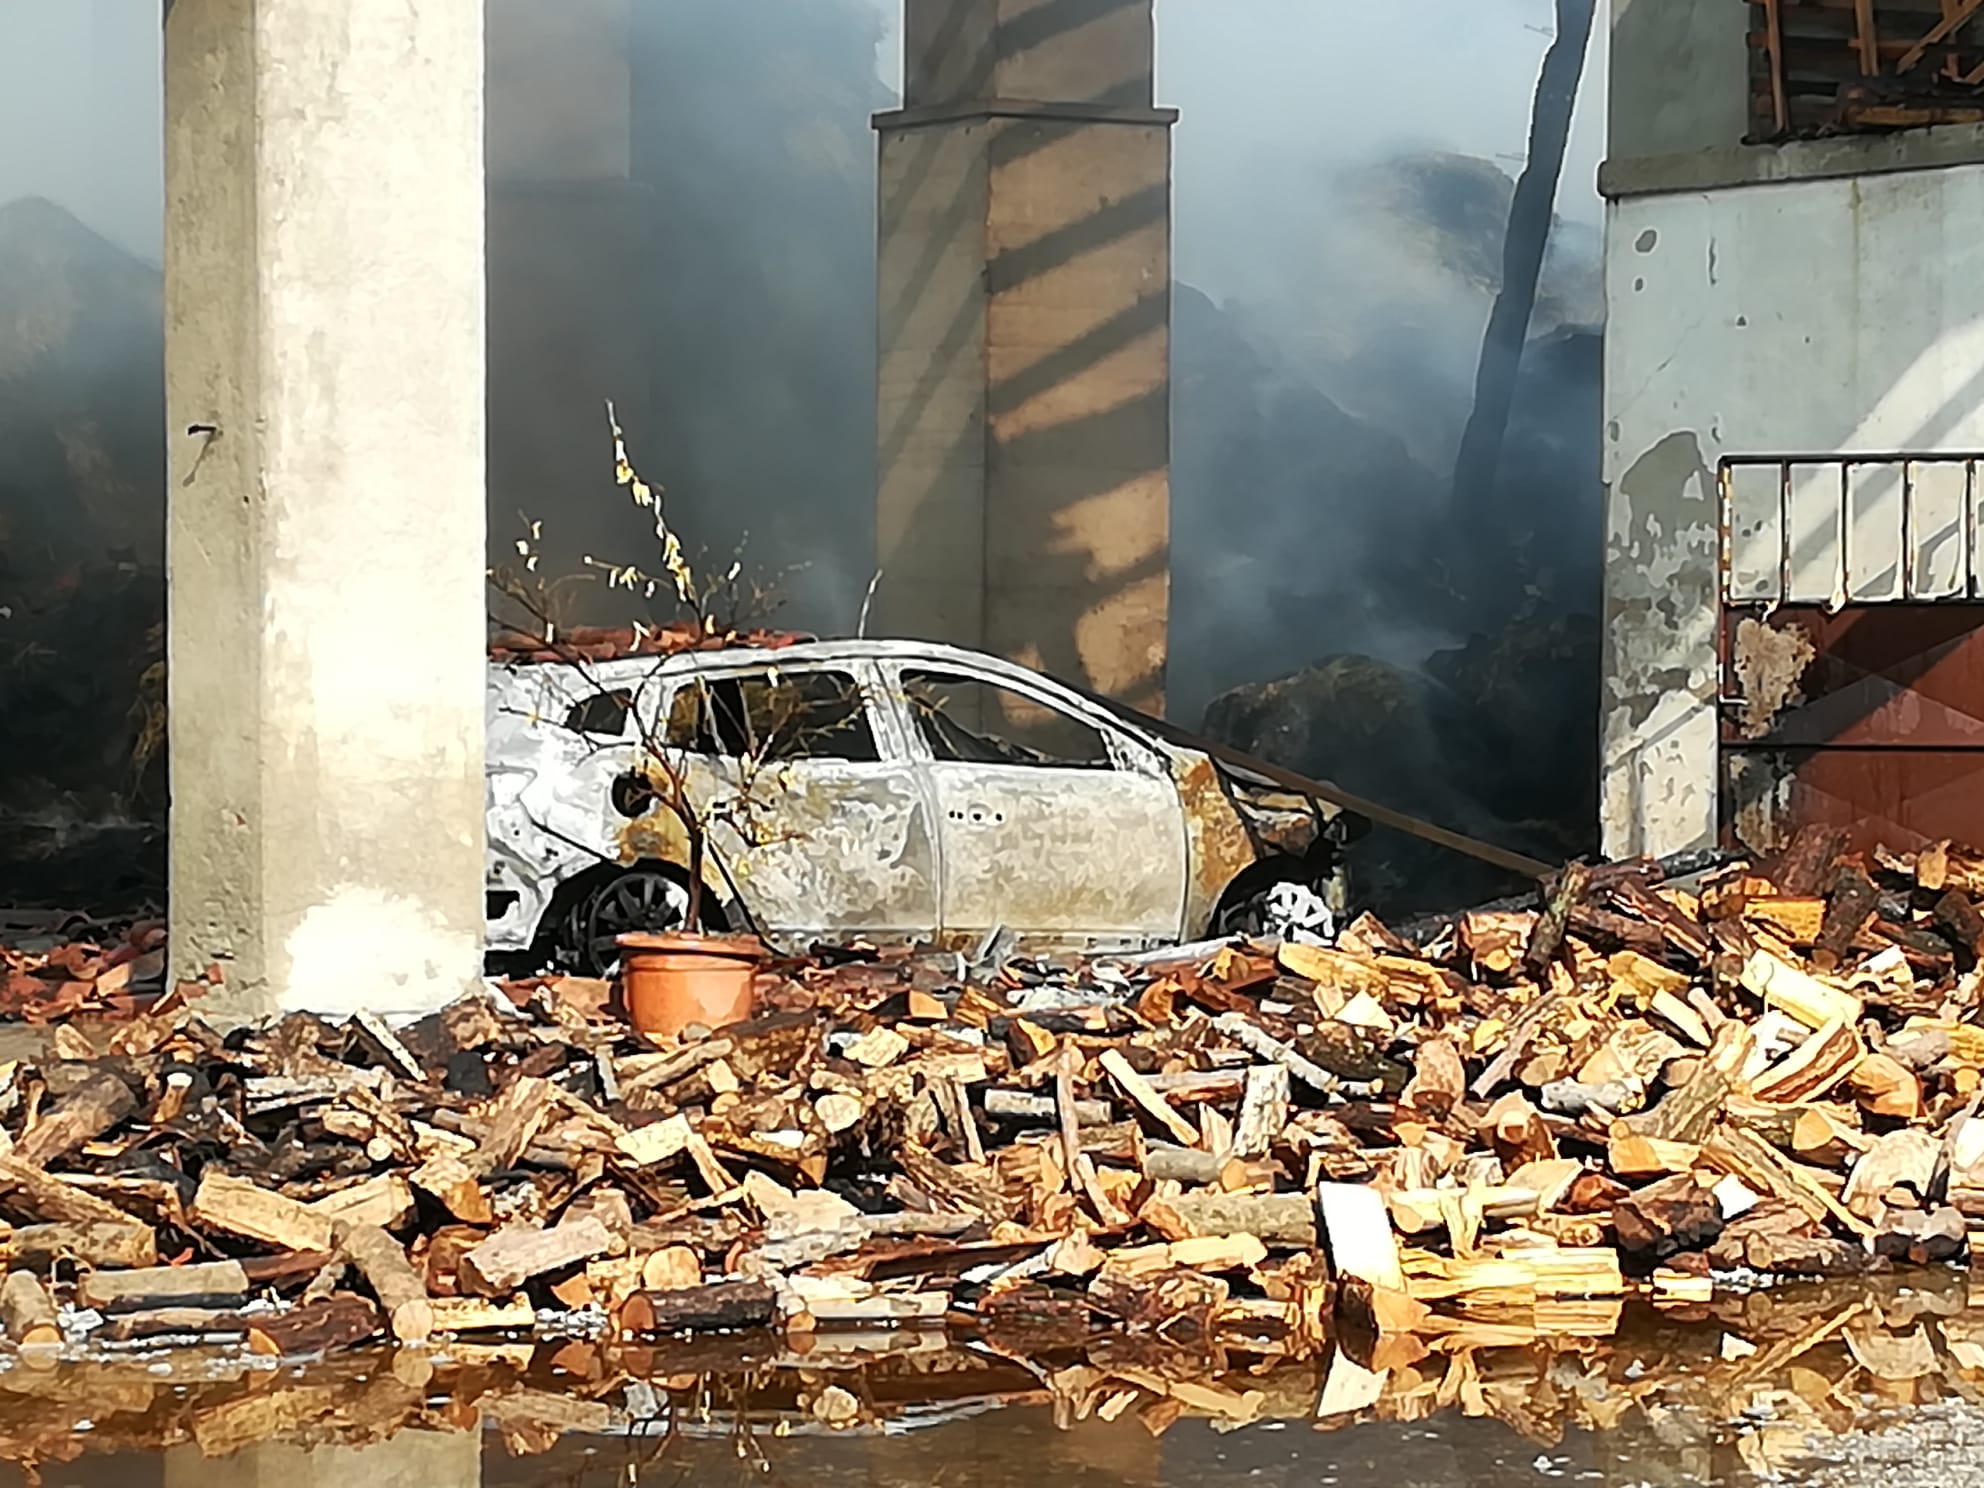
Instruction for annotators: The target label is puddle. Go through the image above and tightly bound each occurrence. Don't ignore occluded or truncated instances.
[0,1276,1979,1486]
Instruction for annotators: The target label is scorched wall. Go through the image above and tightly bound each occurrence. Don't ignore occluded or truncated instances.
[1602,152,1984,858]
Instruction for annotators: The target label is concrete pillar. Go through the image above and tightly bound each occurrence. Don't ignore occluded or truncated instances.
[875,0,1176,712]
[163,0,487,1021]
[164,1427,480,1488]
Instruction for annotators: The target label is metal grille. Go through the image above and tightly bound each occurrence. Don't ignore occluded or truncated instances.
[1718,455,1984,607]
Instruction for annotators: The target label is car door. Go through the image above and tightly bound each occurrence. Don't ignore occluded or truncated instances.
[885,661,1189,947]
[660,659,941,941]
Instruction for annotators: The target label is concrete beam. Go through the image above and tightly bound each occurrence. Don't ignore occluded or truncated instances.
[163,0,487,1022]
[1602,122,1984,200]
[876,0,1175,712]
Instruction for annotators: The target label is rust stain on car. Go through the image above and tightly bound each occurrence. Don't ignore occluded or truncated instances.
[1176,754,1262,932]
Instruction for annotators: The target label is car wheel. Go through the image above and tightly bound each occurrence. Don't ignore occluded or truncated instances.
[1215,876,1337,945]
[573,867,692,976]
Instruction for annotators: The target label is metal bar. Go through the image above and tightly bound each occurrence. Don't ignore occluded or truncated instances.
[1779,460,1793,604]
[1717,462,1734,604]
[1904,460,1918,598]
[1838,461,1852,604]
[1969,460,1980,597]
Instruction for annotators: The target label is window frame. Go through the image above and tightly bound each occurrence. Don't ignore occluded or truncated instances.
[658,662,895,766]
[886,662,1159,775]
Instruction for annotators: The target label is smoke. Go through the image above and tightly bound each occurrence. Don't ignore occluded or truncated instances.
[0,0,1609,910]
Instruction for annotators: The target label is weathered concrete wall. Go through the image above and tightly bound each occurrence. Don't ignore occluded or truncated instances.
[1601,164,1984,858]
[1608,0,1750,160]
[877,0,1175,711]
[163,0,487,1021]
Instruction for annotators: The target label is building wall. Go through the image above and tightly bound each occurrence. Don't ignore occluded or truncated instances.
[1607,0,1749,161]
[1600,161,1984,857]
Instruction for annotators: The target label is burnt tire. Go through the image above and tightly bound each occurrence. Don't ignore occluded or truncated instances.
[564,866,692,977]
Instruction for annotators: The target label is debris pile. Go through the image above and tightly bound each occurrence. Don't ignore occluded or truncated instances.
[0,917,163,1022]
[2,828,1984,1366]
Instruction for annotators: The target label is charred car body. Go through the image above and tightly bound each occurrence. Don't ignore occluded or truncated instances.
[484,637,1360,973]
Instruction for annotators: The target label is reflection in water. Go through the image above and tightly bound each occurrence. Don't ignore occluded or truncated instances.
[0,1278,1980,1488]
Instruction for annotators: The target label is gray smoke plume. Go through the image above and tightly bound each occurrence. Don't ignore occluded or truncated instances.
[0,0,1608,913]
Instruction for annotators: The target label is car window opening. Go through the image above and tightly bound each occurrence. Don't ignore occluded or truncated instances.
[563,689,634,738]
[900,670,1112,769]
[666,670,879,763]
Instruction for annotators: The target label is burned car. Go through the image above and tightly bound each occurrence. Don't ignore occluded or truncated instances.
[484,635,1361,973]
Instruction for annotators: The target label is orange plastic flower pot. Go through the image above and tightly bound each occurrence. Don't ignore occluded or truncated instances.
[616,931,765,1040]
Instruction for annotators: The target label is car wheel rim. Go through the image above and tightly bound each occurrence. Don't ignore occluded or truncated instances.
[581,871,690,975]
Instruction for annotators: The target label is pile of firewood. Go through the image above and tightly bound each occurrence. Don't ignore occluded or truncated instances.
[0,827,1982,1362]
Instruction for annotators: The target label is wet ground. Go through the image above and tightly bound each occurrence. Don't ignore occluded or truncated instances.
[0,1276,1980,1488]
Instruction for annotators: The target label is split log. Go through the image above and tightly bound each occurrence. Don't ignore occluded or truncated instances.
[96,1307,254,1343]
[1610,876,1713,964]
[1230,1064,1291,1160]
[1317,1182,1404,1290]
[1701,1125,1870,1236]
[430,1295,537,1333]
[619,1280,777,1336]
[1098,1049,1199,1146]
[244,1294,381,1357]
[310,1173,415,1232]
[14,1073,136,1168]
[1141,1143,1225,1185]
[1524,861,1593,974]
[982,1089,1110,1125]
[1628,1021,1752,1144]
[8,1220,158,1269]
[1872,1206,1968,1265]
[469,1074,555,1173]
[1612,1175,1724,1260]
[1934,889,1984,959]
[1214,1014,1379,1098]
[1750,1021,1864,1105]
[1767,824,1846,896]
[78,1260,249,1314]
[1814,866,1882,968]
[1401,1036,1466,1117]
[408,1154,493,1224]
[0,1157,148,1228]
[0,1271,58,1348]
[1740,949,1861,1030]
[1791,1106,1874,1169]
[1842,1129,1941,1223]
[333,1220,434,1344]
[1140,1191,1317,1248]
[458,1217,615,1296]
[1848,1052,1923,1120]
[191,1172,336,1253]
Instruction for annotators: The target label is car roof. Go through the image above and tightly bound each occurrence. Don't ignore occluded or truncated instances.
[489,637,1168,751]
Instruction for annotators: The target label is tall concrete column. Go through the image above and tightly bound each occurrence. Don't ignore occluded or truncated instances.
[163,0,487,1021]
[875,0,1176,712]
